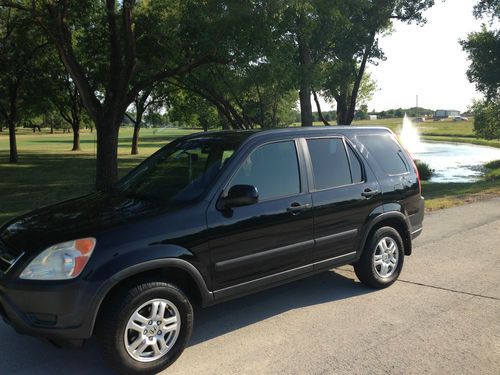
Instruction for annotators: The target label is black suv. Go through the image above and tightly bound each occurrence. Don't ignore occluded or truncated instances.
[0,127,423,374]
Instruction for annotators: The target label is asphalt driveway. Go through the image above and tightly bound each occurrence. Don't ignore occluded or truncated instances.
[2,198,499,374]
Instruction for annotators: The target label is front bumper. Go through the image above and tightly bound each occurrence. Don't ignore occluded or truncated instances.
[0,276,100,346]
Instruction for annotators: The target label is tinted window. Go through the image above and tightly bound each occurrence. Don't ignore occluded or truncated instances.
[307,138,352,189]
[115,137,241,204]
[358,134,408,175]
[347,145,363,183]
[230,141,300,201]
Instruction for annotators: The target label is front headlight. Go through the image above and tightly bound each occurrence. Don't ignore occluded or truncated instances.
[20,238,96,280]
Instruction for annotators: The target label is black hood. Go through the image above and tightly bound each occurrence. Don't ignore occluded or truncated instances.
[0,192,165,254]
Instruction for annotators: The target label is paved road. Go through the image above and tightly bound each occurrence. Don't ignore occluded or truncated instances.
[2,199,500,374]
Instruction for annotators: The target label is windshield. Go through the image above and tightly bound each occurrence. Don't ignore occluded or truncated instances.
[114,136,243,204]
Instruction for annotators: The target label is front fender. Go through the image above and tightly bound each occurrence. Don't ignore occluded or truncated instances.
[85,244,213,337]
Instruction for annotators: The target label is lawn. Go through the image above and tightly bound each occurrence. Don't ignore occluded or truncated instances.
[0,122,499,225]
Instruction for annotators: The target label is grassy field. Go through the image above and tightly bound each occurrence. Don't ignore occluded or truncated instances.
[0,121,499,224]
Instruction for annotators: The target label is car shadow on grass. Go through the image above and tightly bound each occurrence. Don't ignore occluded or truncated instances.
[0,269,373,374]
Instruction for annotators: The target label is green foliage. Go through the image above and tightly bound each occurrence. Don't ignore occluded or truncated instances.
[414,160,434,181]
[473,0,500,20]
[0,8,48,125]
[167,89,219,130]
[356,104,369,120]
[377,107,434,118]
[473,99,500,139]
[460,26,500,100]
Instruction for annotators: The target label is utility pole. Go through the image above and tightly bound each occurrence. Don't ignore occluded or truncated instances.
[416,94,419,118]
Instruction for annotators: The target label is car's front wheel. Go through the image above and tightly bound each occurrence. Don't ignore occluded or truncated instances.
[98,281,193,374]
[354,226,404,288]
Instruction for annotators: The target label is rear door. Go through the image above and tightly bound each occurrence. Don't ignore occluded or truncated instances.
[207,139,314,294]
[303,137,380,267]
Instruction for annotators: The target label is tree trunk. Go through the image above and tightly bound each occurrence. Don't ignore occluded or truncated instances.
[71,121,81,151]
[297,22,313,127]
[312,90,331,126]
[345,33,375,125]
[131,120,141,155]
[336,91,349,125]
[95,121,120,192]
[8,119,18,163]
[200,118,208,132]
[299,88,313,126]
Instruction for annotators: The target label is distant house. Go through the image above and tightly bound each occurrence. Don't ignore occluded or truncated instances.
[434,109,460,120]
[369,115,378,120]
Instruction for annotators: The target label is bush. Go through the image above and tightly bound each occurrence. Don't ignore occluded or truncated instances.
[473,100,500,140]
[484,159,500,180]
[414,160,434,181]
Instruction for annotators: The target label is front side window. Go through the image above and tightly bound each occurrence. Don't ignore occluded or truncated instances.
[229,141,300,201]
[306,138,353,190]
[115,137,242,204]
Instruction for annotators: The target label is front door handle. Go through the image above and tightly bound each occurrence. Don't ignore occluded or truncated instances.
[361,188,380,198]
[287,202,311,214]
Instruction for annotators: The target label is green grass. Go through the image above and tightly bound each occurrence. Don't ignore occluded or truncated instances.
[421,135,500,148]
[422,179,500,211]
[1,121,499,225]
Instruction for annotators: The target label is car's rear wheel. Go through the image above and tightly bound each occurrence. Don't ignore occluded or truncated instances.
[354,226,404,288]
[98,281,193,374]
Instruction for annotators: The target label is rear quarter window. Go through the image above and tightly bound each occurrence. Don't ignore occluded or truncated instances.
[357,134,409,175]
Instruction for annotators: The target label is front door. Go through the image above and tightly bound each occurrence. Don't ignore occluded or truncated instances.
[207,140,314,295]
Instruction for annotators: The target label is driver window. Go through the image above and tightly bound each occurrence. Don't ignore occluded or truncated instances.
[229,141,300,201]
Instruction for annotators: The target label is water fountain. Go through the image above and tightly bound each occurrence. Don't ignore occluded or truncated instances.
[398,113,500,182]
[399,113,425,154]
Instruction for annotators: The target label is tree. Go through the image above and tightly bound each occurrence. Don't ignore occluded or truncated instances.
[322,0,434,125]
[44,64,86,150]
[460,27,500,101]
[0,0,232,190]
[170,1,298,130]
[356,104,369,120]
[167,88,219,131]
[0,7,47,162]
[271,1,434,126]
[126,87,167,154]
[461,0,500,139]
[473,0,500,19]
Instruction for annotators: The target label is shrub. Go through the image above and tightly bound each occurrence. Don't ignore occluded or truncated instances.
[484,159,500,180]
[414,160,434,181]
[473,100,500,140]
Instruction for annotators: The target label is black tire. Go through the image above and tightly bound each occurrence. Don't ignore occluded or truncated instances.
[354,226,404,289]
[97,281,193,375]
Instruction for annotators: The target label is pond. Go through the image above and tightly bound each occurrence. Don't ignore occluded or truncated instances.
[412,142,500,183]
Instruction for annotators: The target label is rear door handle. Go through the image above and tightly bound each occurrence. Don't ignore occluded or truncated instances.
[361,188,380,198]
[287,202,311,214]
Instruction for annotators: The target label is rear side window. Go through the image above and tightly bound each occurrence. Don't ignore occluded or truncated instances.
[307,138,357,190]
[357,134,408,175]
[230,141,300,201]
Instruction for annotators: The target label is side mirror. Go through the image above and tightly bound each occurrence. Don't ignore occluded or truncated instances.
[220,185,258,209]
